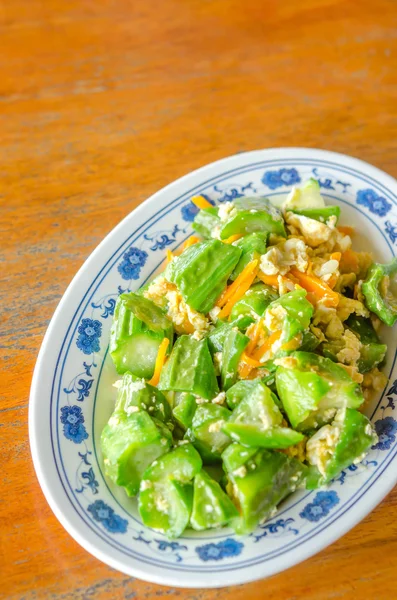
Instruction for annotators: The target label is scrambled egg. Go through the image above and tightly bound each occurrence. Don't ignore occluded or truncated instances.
[145,276,209,338]
[325,315,344,339]
[336,296,369,322]
[209,306,221,323]
[311,228,352,256]
[144,275,172,308]
[274,356,299,368]
[336,330,362,366]
[213,351,223,373]
[362,367,388,402]
[208,419,225,433]
[285,212,337,248]
[264,304,288,332]
[211,391,226,405]
[218,202,237,222]
[155,493,170,514]
[281,438,306,462]
[306,418,342,476]
[260,238,309,276]
[313,301,338,327]
[337,363,363,384]
[311,256,340,283]
[357,252,374,279]
[278,275,298,295]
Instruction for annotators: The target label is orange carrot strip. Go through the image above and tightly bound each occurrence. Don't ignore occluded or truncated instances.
[238,361,254,379]
[330,252,341,262]
[289,268,340,307]
[183,235,200,250]
[240,352,262,367]
[216,260,259,308]
[257,272,279,289]
[251,330,283,361]
[223,234,243,244]
[166,249,174,263]
[247,368,260,380]
[305,292,317,306]
[218,263,259,318]
[337,226,354,236]
[148,338,170,386]
[246,319,263,354]
[191,195,213,210]
[327,273,338,289]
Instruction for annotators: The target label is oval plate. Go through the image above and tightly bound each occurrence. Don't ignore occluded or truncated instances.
[30,148,397,588]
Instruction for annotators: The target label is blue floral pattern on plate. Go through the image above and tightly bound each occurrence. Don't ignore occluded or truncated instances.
[181,202,200,222]
[60,405,89,443]
[196,538,244,561]
[299,491,340,522]
[88,500,128,534]
[356,189,392,217]
[76,318,102,355]
[118,246,148,280]
[262,168,301,189]
[372,416,397,450]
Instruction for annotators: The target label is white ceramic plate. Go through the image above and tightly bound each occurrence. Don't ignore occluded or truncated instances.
[30,148,397,588]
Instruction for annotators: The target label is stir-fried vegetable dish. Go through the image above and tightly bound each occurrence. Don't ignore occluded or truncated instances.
[101,179,395,537]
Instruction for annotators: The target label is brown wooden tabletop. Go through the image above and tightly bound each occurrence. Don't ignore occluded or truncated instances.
[1,1,397,598]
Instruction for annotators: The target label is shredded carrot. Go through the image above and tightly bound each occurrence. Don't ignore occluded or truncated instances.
[330,252,341,262]
[257,272,279,289]
[289,268,340,307]
[223,234,243,245]
[166,249,174,263]
[305,292,317,306]
[237,320,265,378]
[246,319,264,354]
[258,271,297,292]
[337,225,354,236]
[183,235,200,250]
[327,273,338,289]
[251,330,283,361]
[218,262,259,318]
[240,352,262,367]
[191,195,213,210]
[216,260,259,308]
[238,361,254,379]
[148,338,170,386]
[246,368,260,380]
[340,249,360,274]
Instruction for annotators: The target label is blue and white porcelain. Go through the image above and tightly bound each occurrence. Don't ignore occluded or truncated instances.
[29,148,397,588]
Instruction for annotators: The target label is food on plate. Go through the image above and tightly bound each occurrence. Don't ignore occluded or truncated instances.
[100,178,392,538]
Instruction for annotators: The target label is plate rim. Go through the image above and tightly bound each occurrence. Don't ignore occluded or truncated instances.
[29,147,397,588]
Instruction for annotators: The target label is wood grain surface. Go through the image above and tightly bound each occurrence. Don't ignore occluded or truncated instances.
[1,0,397,598]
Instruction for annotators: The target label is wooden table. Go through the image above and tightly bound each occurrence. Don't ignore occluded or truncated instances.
[2,1,397,598]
